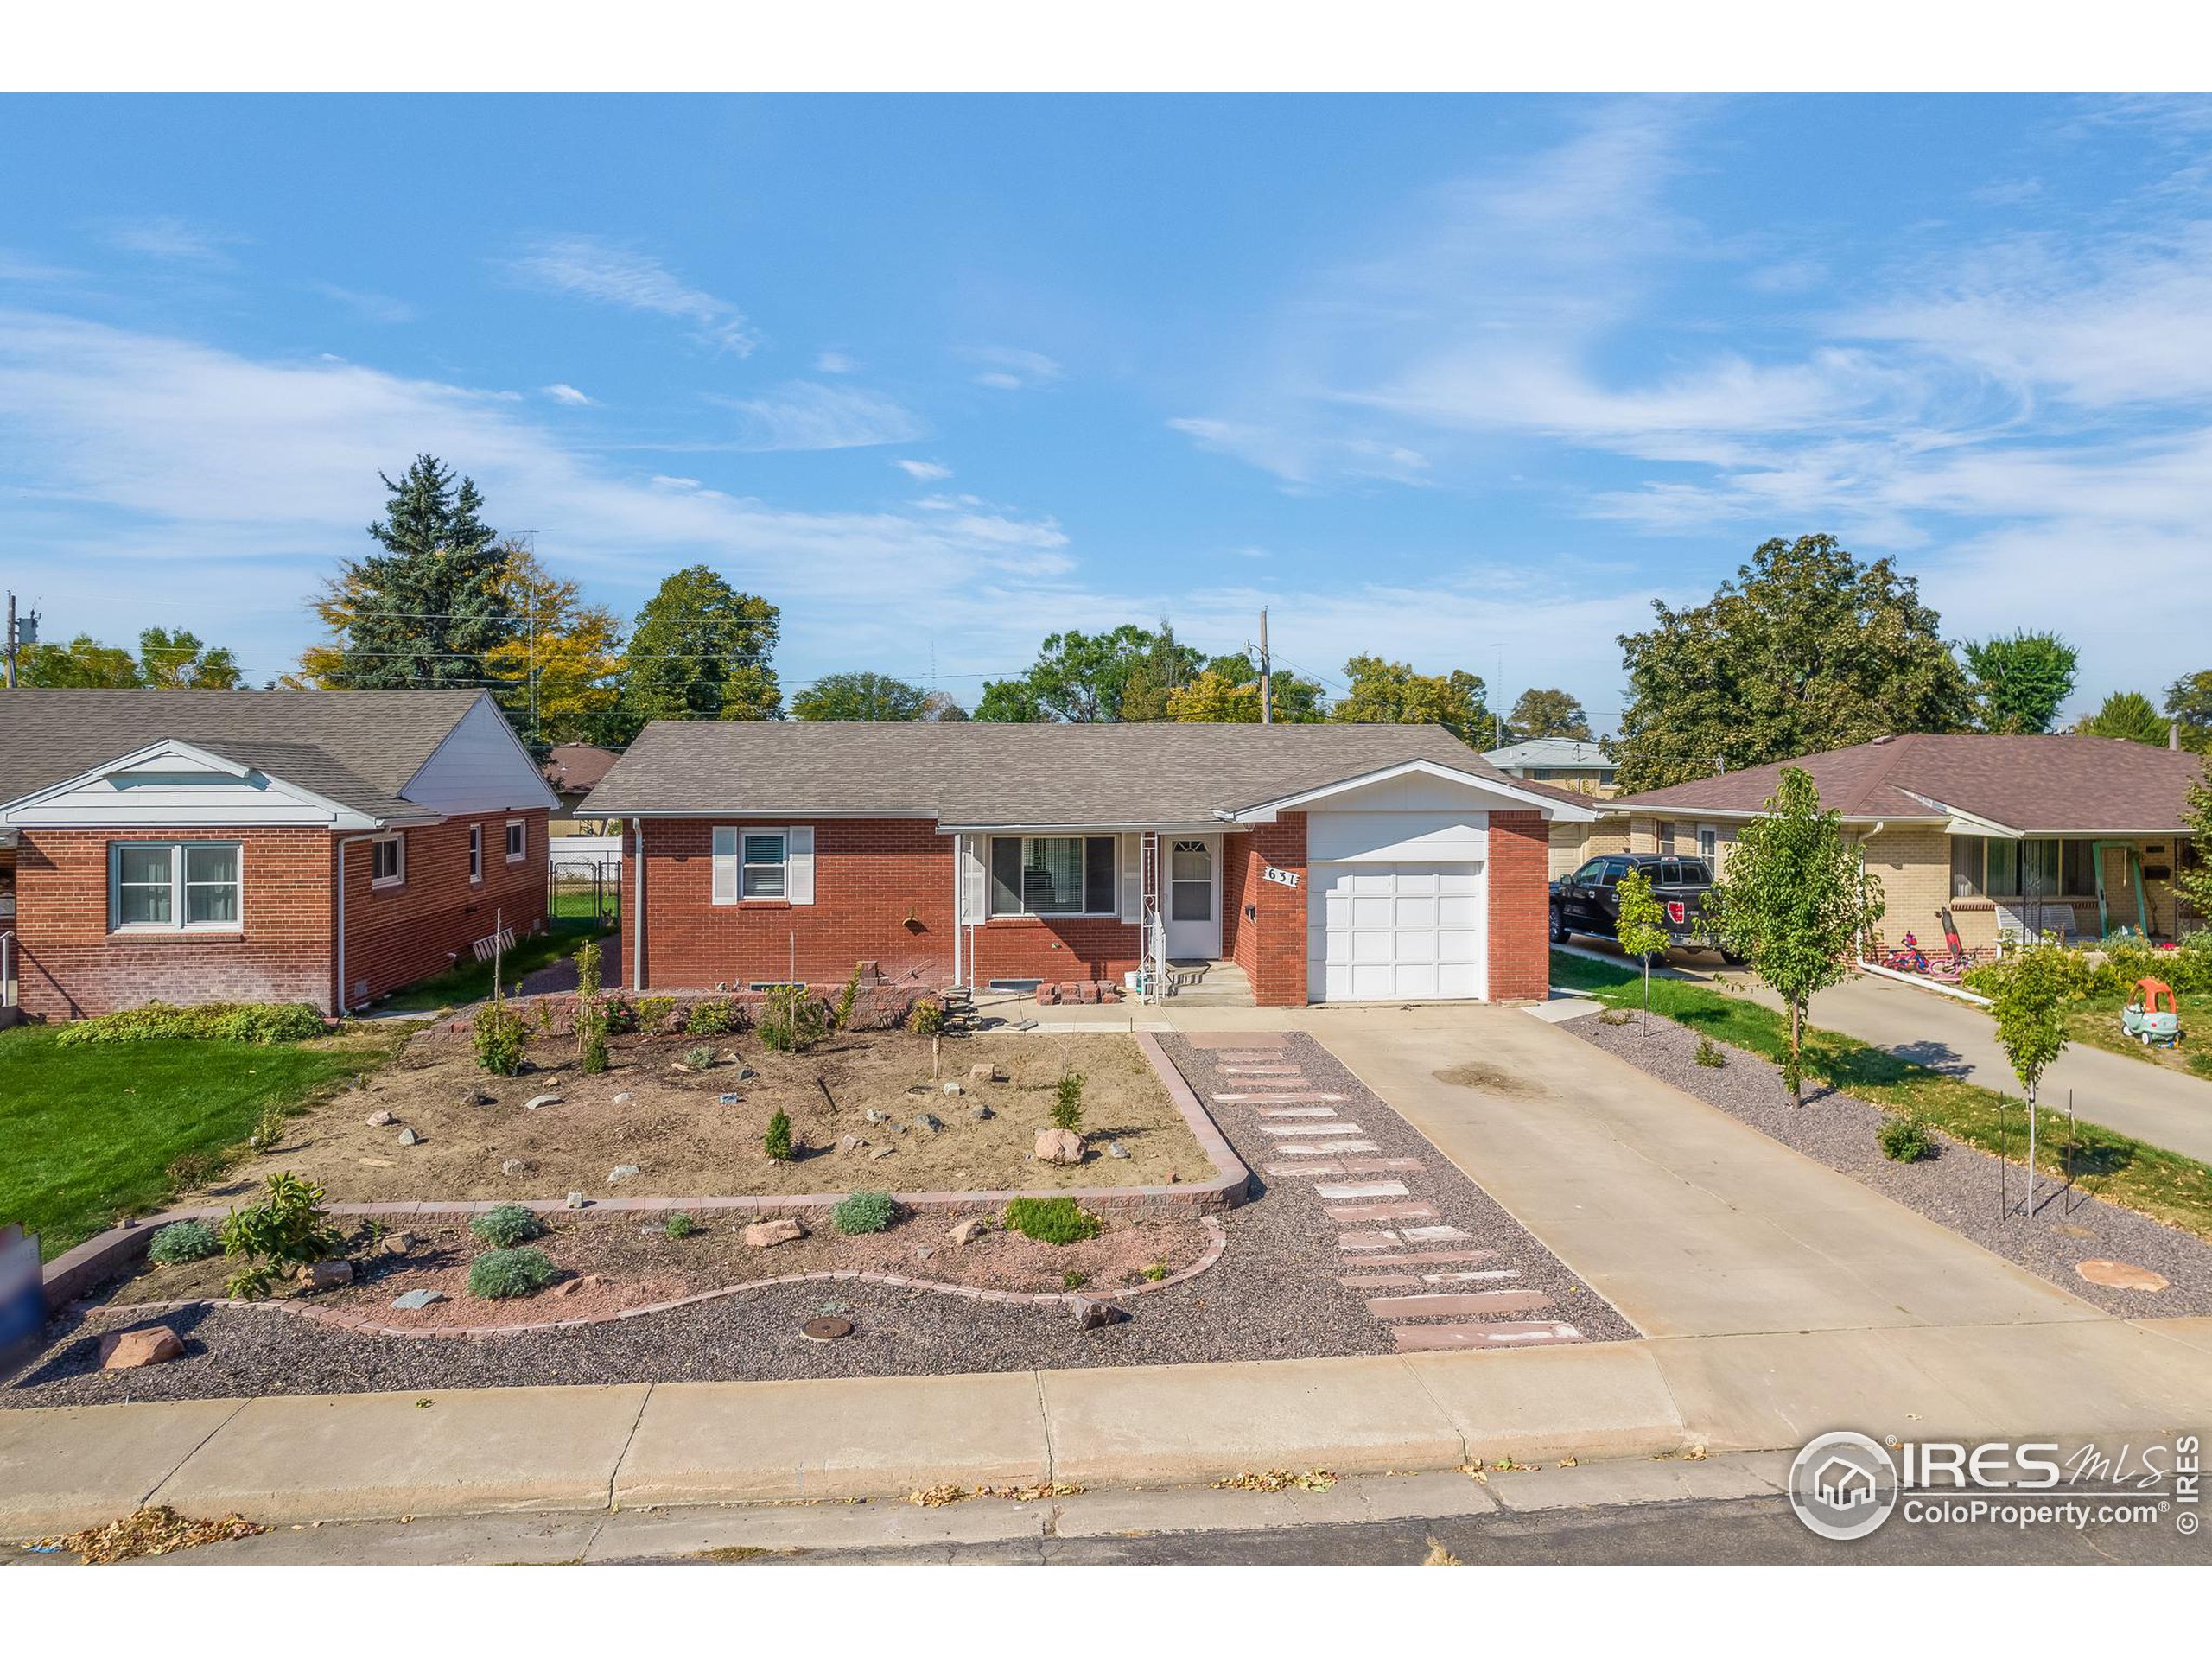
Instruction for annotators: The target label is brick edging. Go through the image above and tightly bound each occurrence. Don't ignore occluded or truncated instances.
[86,1217,1229,1341]
[41,1033,1250,1306]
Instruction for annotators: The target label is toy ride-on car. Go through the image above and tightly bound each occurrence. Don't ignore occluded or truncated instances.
[2121,977,2183,1049]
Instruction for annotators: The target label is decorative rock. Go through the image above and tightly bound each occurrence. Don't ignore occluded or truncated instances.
[302,1259,353,1290]
[838,1134,868,1154]
[99,1326,184,1370]
[1035,1128,1085,1166]
[1107,1141,1130,1160]
[969,1103,995,1121]
[1072,1297,1127,1331]
[612,1092,632,1106]
[2075,1259,2170,1291]
[743,1217,806,1249]
[553,1274,611,1299]
[607,1165,640,1185]
[565,1191,587,1209]
[396,1127,421,1147]
[391,1288,444,1310]
[949,1217,989,1246]
[869,1146,898,1160]
[365,1109,397,1128]
[915,1246,934,1261]
[456,1088,493,1108]
[524,1093,563,1111]
[1166,1171,1181,1184]
[969,1063,1002,1083]
[500,1158,536,1177]
[379,1232,414,1255]
[915,1112,944,1134]
[942,1080,964,1096]
[864,1109,891,1124]
[734,1066,759,1082]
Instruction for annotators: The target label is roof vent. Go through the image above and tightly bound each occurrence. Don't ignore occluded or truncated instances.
[1870,734,1897,745]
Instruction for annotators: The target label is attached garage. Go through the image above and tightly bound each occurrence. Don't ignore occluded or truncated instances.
[1308,861,1486,1002]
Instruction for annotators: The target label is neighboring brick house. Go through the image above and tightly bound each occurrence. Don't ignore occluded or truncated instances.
[0,690,556,1020]
[1591,733,2210,953]
[581,722,1598,1008]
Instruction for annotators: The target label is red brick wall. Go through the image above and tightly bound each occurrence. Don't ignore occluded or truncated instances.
[340,810,549,1008]
[1230,814,1308,1007]
[630,817,955,991]
[12,826,335,1020]
[1486,809,1551,1002]
[971,915,1142,987]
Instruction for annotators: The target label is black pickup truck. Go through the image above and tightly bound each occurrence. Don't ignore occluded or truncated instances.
[1549,852,1741,962]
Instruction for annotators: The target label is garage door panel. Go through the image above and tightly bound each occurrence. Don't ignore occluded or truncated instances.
[1394,894,1438,927]
[1307,860,1486,1004]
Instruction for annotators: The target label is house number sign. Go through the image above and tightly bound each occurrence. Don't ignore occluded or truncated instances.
[1262,865,1300,888]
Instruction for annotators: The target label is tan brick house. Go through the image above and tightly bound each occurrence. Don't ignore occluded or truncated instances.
[0,690,556,1020]
[1592,734,2209,953]
[582,721,1597,1007]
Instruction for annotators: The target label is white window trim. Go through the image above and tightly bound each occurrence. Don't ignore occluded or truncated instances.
[370,832,406,889]
[711,824,815,906]
[741,829,790,899]
[468,823,484,885]
[986,834,1122,920]
[109,839,244,934]
[505,818,526,864]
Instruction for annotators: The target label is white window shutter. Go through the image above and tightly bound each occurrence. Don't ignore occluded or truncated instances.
[711,826,739,906]
[959,836,988,925]
[1119,834,1143,924]
[786,825,816,905]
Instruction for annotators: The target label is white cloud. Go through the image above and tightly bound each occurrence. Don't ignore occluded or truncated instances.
[715,381,929,451]
[505,235,756,353]
[99,216,244,264]
[542,383,594,406]
[893,457,951,480]
[314,283,416,324]
[968,346,1062,390]
[815,349,857,374]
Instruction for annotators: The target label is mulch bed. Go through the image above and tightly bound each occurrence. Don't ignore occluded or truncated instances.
[1569,1011,2212,1318]
[3,1033,1630,1406]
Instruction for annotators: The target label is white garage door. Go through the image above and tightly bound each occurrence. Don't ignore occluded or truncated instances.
[1307,861,1487,1003]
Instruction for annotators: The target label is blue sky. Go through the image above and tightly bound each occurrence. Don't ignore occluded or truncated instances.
[3,93,2209,726]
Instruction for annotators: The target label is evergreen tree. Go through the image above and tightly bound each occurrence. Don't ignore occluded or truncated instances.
[2075,690,2169,747]
[321,455,512,691]
[1961,631,2076,734]
[620,565,781,730]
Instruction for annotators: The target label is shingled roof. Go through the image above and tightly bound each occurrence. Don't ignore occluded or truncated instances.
[0,689,490,821]
[583,720,1580,827]
[1608,733,2210,833]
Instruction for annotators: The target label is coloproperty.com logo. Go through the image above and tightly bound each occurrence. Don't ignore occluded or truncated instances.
[1787,1429,2202,1541]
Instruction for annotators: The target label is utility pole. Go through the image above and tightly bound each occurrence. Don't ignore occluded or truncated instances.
[1258,608,1273,726]
[4,593,35,690]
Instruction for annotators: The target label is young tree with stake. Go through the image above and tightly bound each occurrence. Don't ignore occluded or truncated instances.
[1989,941,2071,1217]
[1613,868,1671,1035]
[1710,767,1885,1101]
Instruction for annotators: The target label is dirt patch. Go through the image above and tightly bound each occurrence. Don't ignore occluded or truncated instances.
[207,1027,1211,1203]
[103,1208,1211,1330]
[1431,1061,1548,1097]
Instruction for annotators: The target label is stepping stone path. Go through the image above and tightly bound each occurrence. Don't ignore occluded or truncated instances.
[1198,1032,1590,1355]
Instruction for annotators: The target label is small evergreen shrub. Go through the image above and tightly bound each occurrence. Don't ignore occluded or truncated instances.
[832,1190,899,1235]
[473,1001,528,1076]
[908,996,945,1037]
[665,1211,701,1240]
[1694,1037,1729,1068]
[467,1246,557,1300]
[1051,1072,1086,1134]
[833,963,865,1031]
[148,1218,221,1265]
[56,1001,326,1046]
[470,1204,544,1249]
[219,1172,343,1300]
[1003,1196,1104,1245]
[764,1107,794,1162]
[683,1044,718,1071]
[759,984,829,1052]
[685,999,737,1036]
[1878,1115,1936,1164]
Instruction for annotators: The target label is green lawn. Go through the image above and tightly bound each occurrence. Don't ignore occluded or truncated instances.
[1552,949,2212,1242]
[2060,990,2212,1083]
[550,884,619,925]
[0,1024,399,1259]
[377,916,613,1013]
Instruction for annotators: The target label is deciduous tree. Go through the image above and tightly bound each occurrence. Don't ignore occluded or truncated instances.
[1961,631,2076,734]
[1331,656,1493,744]
[1613,868,1671,1033]
[1988,941,2072,1217]
[1614,534,1970,792]
[791,671,931,721]
[1506,687,1594,741]
[2164,670,2212,753]
[620,565,781,728]
[22,628,240,689]
[481,543,625,746]
[978,625,1170,723]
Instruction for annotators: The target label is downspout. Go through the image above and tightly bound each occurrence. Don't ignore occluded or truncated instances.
[631,817,646,994]
[333,832,379,1016]
[950,832,963,990]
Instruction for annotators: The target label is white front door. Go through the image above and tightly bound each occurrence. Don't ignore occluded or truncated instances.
[1306,861,1487,1002]
[1164,836,1220,959]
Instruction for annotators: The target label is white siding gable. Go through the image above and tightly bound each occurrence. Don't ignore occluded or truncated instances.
[402,696,562,816]
[1302,772,1509,865]
[0,741,365,829]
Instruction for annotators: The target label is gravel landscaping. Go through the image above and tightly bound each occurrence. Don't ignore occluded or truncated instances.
[3,1033,1630,1406]
[1569,1011,2212,1317]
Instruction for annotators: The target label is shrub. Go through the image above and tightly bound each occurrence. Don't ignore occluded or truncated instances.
[1051,1072,1086,1134]
[764,1107,794,1162]
[166,1151,213,1191]
[148,1218,221,1265]
[833,963,865,1031]
[1694,1037,1729,1068]
[832,1190,899,1235]
[602,993,639,1035]
[473,1001,528,1076]
[1599,1007,1632,1027]
[759,984,829,1053]
[575,938,609,1075]
[56,1000,326,1046]
[665,1211,701,1240]
[908,996,945,1037]
[1141,1261,1169,1282]
[1878,1114,1936,1164]
[636,995,677,1033]
[683,1044,718,1071]
[1003,1196,1103,1245]
[470,1204,544,1249]
[684,999,736,1036]
[467,1246,557,1300]
[219,1172,344,1300]
[1062,1268,1089,1289]
[245,1109,289,1152]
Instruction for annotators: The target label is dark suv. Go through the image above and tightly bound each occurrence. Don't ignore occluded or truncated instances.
[1549,852,1740,961]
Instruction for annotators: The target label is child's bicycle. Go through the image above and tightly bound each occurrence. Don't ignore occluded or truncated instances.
[1883,932,1931,975]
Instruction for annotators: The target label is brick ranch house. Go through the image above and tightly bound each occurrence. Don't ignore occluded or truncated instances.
[1573,733,2209,953]
[581,721,1599,1007]
[0,690,556,1020]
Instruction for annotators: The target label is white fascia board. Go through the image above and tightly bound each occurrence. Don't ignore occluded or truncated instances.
[1231,759,1603,823]
[1901,792,2025,839]
[936,821,1227,836]
[0,738,384,830]
[614,808,939,820]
